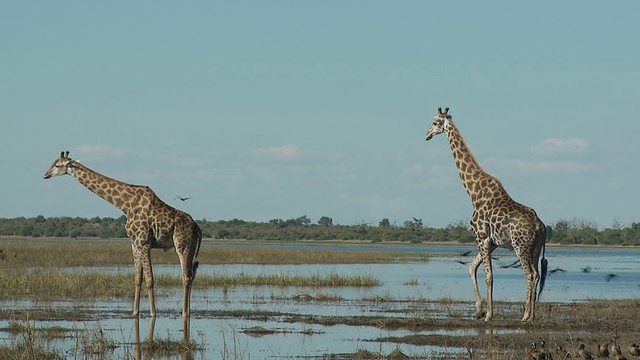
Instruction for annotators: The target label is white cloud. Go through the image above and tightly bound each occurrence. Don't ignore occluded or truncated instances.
[403,163,424,176]
[245,144,301,161]
[531,138,589,155]
[75,145,132,160]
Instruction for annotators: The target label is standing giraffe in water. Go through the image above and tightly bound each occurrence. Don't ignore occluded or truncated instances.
[425,108,546,321]
[44,151,202,319]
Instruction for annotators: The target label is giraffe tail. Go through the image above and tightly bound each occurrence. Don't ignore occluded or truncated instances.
[191,223,203,278]
[537,241,548,301]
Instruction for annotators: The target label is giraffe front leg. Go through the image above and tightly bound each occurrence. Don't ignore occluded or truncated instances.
[181,276,192,318]
[468,253,485,320]
[143,263,156,317]
[133,256,143,317]
[139,248,156,317]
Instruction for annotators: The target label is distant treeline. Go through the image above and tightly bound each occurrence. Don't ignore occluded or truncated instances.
[1,215,640,246]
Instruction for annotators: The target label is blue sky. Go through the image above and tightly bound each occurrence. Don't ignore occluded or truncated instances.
[2,2,639,229]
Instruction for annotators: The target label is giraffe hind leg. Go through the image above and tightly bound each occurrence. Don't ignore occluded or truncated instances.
[482,252,495,321]
[177,245,198,318]
[518,254,539,322]
[468,252,485,320]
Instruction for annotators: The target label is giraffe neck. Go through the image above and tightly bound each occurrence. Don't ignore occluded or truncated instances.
[445,119,497,204]
[68,162,136,214]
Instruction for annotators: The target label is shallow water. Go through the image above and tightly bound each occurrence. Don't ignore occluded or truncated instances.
[1,243,639,358]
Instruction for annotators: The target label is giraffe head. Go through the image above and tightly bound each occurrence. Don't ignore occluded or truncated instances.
[425,107,451,141]
[43,151,75,179]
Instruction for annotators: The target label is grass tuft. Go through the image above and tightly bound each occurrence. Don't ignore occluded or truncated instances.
[141,336,202,355]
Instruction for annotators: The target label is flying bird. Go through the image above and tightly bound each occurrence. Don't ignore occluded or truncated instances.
[174,196,192,202]
[606,273,617,282]
[454,260,471,265]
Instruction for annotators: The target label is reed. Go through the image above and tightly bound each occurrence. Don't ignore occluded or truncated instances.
[0,317,64,360]
[148,272,379,288]
[0,269,379,300]
[0,270,132,300]
[141,336,202,355]
[79,323,117,357]
[0,240,430,268]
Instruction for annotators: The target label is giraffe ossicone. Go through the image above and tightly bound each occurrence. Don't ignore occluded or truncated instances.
[44,150,202,319]
[425,108,547,322]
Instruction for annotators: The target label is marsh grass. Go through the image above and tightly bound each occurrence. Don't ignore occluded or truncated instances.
[3,321,75,340]
[0,240,430,269]
[0,270,132,299]
[0,317,64,360]
[141,335,202,355]
[185,272,380,287]
[0,318,201,360]
[403,278,420,286]
[0,269,379,300]
[242,326,276,336]
[290,292,343,302]
[79,323,117,357]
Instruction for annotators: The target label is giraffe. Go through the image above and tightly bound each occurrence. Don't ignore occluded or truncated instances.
[425,107,546,321]
[43,151,202,318]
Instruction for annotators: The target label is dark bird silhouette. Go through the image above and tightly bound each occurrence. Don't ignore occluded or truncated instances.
[606,273,617,283]
[500,259,521,269]
[582,266,592,273]
[549,267,567,274]
[174,196,192,202]
[454,260,471,265]
[458,250,473,256]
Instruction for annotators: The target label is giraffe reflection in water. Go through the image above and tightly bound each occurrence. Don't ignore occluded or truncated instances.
[133,317,192,360]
